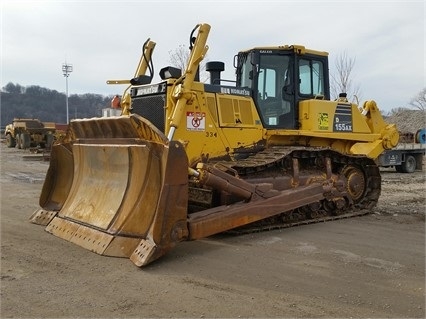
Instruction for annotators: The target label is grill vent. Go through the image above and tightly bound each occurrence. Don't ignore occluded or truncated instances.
[131,94,166,133]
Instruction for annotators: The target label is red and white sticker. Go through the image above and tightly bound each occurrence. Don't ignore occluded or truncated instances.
[187,112,205,131]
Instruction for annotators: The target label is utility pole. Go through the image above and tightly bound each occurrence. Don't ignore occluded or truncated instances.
[62,62,73,123]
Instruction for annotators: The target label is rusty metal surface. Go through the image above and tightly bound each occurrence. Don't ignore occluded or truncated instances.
[34,115,189,267]
[58,143,158,233]
[188,147,381,241]
[39,114,170,216]
[29,209,57,226]
[45,217,141,257]
[188,183,325,239]
[130,239,157,267]
[39,144,74,211]
[65,115,168,145]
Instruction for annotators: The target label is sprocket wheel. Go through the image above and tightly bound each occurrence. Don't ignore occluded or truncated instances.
[342,165,366,203]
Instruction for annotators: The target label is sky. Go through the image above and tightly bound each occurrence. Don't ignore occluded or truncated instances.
[1,0,425,113]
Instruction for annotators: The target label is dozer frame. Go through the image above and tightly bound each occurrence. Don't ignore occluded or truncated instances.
[31,23,398,267]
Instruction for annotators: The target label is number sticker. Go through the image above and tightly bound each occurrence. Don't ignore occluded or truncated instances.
[205,132,217,137]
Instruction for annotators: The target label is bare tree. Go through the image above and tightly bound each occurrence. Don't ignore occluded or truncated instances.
[168,45,209,82]
[330,51,361,103]
[409,88,426,111]
[168,45,189,71]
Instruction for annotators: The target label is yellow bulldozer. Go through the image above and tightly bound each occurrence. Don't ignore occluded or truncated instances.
[31,23,399,267]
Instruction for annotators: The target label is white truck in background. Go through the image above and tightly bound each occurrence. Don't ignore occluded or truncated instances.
[377,129,426,173]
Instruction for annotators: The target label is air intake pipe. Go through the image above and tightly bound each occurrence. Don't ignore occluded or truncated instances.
[206,61,225,85]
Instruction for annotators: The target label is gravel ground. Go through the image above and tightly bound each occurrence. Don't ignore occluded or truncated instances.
[1,145,425,318]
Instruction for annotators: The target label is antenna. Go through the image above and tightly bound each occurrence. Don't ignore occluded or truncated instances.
[62,62,73,123]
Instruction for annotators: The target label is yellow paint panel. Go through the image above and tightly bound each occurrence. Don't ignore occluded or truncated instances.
[218,95,258,127]
[206,96,218,124]
[299,100,372,133]
[218,97,234,124]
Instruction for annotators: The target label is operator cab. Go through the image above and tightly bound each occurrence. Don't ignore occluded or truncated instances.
[235,45,330,129]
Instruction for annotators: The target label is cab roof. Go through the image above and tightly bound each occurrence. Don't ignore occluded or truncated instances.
[240,45,329,57]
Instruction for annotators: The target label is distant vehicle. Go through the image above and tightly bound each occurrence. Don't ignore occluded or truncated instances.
[4,118,56,150]
[377,129,425,173]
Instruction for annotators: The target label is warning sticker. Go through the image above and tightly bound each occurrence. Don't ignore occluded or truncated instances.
[318,113,329,130]
[187,112,206,131]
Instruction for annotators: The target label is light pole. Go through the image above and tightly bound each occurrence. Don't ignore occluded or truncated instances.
[62,62,73,123]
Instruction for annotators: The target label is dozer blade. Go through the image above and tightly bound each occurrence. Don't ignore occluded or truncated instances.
[30,115,189,267]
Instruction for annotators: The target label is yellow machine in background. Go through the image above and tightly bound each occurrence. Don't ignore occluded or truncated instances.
[31,23,398,267]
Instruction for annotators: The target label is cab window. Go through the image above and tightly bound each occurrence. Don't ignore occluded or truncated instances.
[299,59,325,97]
[258,68,276,99]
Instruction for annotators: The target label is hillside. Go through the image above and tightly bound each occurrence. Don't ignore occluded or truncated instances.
[1,83,112,127]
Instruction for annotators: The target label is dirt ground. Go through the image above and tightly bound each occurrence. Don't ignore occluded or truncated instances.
[1,144,425,318]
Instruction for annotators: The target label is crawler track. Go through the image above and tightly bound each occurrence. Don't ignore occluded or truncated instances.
[226,210,371,235]
[222,146,381,234]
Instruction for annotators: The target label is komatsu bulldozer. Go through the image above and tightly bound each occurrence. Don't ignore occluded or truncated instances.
[31,23,399,267]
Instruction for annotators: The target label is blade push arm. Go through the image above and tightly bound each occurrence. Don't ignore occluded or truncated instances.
[167,23,210,140]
